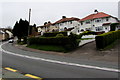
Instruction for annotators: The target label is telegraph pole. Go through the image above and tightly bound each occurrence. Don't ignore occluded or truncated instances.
[28,8,31,36]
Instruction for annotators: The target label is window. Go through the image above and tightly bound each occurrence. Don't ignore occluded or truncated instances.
[59,23,62,26]
[95,19,101,23]
[70,21,72,24]
[81,22,83,25]
[85,28,91,31]
[95,26,103,31]
[86,20,90,24]
[106,18,109,21]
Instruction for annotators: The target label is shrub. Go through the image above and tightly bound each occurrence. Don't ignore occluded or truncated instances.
[43,31,67,37]
[95,30,120,49]
[68,33,79,48]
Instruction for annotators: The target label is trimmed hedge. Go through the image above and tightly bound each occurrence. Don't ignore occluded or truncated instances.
[28,36,71,45]
[95,30,120,49]
[28,35,79,51]
[43,31,67,37]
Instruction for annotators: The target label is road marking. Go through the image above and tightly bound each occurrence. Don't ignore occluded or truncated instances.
[1,42,120,73]
[4,67,17,72]
[25,74,43,80]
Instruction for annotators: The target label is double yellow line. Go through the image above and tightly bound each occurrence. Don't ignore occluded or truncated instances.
[4,67,43,80]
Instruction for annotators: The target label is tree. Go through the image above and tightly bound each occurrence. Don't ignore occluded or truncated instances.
[12,19,29,41]
[29,24,38,36]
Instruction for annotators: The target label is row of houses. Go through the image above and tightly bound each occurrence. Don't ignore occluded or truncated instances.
[0,28,13,41]
[37,10,120,35]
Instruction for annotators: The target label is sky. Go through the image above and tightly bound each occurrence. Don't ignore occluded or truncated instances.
[0,0,119,28]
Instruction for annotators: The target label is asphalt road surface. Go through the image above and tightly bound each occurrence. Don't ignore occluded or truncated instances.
[1,42,119,78]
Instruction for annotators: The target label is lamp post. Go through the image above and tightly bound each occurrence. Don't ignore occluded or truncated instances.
[28,8,31,37]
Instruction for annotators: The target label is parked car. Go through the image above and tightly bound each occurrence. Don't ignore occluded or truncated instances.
[8,39,14,43]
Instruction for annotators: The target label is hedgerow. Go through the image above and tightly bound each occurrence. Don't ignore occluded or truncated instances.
[95,30,120,49]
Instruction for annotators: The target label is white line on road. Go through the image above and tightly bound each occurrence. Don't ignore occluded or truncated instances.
[1,42,120,73]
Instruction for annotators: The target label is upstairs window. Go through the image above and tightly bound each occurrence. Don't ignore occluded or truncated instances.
[106,18,109,21]
[86,20,90,24]
[95,19,101,23]
[81,22,83,25]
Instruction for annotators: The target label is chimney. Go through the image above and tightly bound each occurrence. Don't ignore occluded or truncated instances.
[62,16,66,19]
[94,9,98,14]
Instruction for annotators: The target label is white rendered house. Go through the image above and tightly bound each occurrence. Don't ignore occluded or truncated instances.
[79,12,119,32]
[52,16,80,34]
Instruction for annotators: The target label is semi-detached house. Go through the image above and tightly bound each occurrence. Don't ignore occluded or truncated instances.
[37,11,119,35]
[79,12,119,32]
[52,16,80,34]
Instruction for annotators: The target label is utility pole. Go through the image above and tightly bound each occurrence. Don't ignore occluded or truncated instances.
[28,8,31,36]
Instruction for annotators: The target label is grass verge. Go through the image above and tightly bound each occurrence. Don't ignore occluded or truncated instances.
[27,44,67,53]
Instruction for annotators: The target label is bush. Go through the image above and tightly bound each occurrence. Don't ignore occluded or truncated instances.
[68,33,79,48]
[95,30,120,49]
[43,31,67,37]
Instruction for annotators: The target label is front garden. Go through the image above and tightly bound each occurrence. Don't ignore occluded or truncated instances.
[27,32,79,52]
[27,31,97,52]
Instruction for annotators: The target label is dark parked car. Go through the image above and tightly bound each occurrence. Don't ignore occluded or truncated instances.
[8,39,14,43]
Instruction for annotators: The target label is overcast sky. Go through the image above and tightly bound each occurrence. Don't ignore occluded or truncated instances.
[0,0,119,28]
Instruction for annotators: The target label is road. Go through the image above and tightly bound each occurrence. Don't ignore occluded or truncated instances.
[1,42,119,78]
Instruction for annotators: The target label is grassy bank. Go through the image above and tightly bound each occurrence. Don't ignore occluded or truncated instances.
[27,44,67,53]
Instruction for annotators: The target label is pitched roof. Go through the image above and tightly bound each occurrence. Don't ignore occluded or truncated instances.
[53,17,80,25]
[80,12,111,21]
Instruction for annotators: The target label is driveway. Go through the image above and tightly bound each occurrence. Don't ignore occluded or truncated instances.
[69,40,119,63]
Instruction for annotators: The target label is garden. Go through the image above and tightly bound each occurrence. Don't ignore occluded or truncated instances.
[27,31,97,52]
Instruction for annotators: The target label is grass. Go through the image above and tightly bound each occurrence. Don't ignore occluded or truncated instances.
[27,44,67,53]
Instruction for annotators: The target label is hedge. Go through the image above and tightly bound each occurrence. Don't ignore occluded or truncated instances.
[95,30,120,49]
[28,36,71,45]
[43,31,67,37]
[28,36,79,51]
